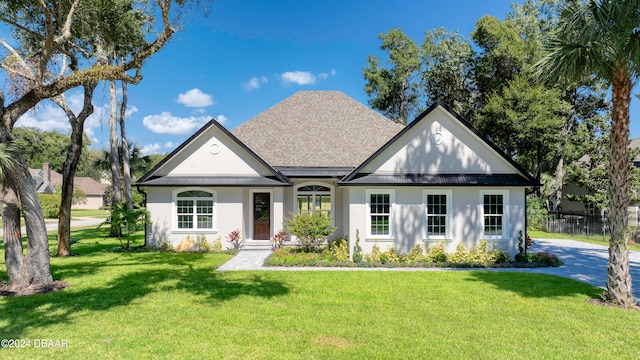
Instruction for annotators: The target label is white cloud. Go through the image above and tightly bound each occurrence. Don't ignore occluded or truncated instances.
[176,88,214,108]
[281,71,317,86]
[140,143,162,156]
[142,112,211,135]
[140,140,181,156]
[215,114,228,124]
[319,69,337,80]
[243,76,268,91]
[15,91,141,145]
[15,102,71,133]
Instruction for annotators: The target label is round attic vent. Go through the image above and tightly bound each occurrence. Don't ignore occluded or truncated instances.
[431,132,444,145]
[209,143,221,155]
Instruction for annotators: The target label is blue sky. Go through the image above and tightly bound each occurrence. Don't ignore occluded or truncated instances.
[10,0,640,155]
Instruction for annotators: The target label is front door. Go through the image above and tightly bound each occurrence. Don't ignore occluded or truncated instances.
[253,192,271,240]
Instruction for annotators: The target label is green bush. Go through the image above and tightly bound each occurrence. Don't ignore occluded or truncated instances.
[194,234,211,252]
[211,235,223,252]
[514,253,530,263]
[365,243,382,263]
[468,240,496,264]
[329,238,349,262]
[529,252,563,267]
[407,244,426,262]
[426,242,447,263]
[379,248,400,264]
[448,245,470,264]
[38,193,60,218]
[284,212,336,252]
[493,250,510,264]
[158,240,175,252]
[265,247,333,266]
[262,240,560,269]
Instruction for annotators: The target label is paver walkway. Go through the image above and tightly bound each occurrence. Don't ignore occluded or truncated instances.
[217,238,640,300]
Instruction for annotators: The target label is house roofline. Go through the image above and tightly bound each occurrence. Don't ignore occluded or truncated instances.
[340,100,539,185]
[136,118,291,186]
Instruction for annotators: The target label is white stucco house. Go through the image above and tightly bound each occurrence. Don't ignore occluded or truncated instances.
[136,91,538,256]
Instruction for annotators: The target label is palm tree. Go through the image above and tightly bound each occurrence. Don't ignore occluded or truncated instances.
[536,0,640,308]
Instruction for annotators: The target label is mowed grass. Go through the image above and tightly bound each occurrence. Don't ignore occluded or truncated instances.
[1,228,639,359]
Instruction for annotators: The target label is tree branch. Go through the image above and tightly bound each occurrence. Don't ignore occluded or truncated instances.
[35,0,57,84]
[0,40,34,80]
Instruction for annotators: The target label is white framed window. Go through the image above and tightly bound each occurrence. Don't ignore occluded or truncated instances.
[366,189,395,239]
[173,188,216,231]
[423,190,452,239]
[295,183,333,218]
[480,190,509,238]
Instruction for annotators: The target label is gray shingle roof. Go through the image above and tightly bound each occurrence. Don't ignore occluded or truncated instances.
[231,91,404,168]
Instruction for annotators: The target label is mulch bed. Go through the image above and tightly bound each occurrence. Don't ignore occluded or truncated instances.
[587,298,640,310]
[0,280,68,297]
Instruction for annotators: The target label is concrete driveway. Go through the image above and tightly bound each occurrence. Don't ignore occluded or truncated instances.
[529,238,640,300]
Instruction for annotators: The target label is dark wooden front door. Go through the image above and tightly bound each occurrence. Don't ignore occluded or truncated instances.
[253,193,271,240]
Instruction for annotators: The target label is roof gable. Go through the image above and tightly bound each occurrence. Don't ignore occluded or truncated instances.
[137,119,290,185]
[341,101,538,186]
[231,91,404,167]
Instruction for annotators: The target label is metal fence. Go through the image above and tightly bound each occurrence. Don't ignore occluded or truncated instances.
[545,207,640,240]
[545,212,609,239]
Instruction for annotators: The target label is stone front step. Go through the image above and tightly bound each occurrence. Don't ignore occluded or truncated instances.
[241,240,296,250]
[242,240,272,250]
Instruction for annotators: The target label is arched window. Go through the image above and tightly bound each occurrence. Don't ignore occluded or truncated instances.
[296,184,332,218]
[174,189,216,230]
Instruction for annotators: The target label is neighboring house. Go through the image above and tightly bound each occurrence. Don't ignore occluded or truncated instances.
[555,139,640,226]
[30,163,107,210]
[136,91,538,256]
[30,163,56,194]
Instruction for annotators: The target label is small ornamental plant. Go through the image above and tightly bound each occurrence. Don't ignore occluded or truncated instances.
[211,235,223,252]
[271,229,288,250]
[227,229,242,250]
[352,229,363,263]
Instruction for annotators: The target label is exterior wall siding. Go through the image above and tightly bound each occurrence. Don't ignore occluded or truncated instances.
[72,195,105,210]
[347,186,525,258]
[146,186,284,248]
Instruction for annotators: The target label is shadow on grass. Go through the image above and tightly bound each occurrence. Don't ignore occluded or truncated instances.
[0,266,289,338]
[49,248,226,281]
[467,272,602,299]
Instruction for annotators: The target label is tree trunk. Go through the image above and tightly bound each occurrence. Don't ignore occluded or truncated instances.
[15,156,53,285]
[606,71,635,307]
[56,84,96,256]
[119,81,133,211]
[108,80,122,237]
[1,176,27,289]
[0,124,52,288]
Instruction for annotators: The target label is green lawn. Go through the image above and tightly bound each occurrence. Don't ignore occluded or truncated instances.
[1,228,639,359]
[70,209,109,218]
[530,230,640,252]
